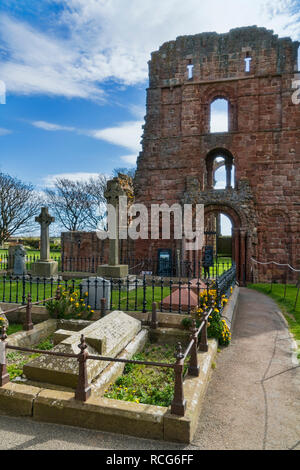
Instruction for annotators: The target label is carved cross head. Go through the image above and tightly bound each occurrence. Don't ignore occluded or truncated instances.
[35,207,55,227]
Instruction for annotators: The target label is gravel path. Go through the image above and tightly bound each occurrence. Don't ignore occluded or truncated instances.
[0,288,299,450]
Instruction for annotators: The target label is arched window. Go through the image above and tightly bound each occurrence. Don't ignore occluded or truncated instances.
[206,150,235,190]
[210,98,228,133]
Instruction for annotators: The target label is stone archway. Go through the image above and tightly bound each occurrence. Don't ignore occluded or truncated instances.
[205,204,248,285]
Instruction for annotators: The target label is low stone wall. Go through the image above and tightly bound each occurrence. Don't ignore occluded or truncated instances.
[0,339,217,443]
[7,320,57,348]
[1,303,50,324]
[221,285,239,331]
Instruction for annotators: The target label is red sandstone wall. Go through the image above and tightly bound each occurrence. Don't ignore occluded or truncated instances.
[135,27,300,281]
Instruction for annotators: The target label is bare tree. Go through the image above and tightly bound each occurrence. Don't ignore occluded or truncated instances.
[46,175,109,232]
[84,174,108,230]
[0,173,42,244]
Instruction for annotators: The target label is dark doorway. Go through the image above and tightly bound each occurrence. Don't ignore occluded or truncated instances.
[157,249,173,277]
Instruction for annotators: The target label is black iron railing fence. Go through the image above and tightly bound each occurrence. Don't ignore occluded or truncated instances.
[0,253,232,279]
[61,256,232,278]
[0,303,214,417]
[0,263,236,315]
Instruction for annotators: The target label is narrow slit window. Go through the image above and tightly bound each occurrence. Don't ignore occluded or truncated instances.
[187,60,194,80]
[245,53,252,72]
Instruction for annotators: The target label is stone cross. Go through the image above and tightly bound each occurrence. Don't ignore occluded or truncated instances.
[104,179,126,266]
[35,207,55,261]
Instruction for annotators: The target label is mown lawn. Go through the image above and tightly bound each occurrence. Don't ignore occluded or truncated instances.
[249,283,300,349]
[0,278,171,312]
[0,249,61,259]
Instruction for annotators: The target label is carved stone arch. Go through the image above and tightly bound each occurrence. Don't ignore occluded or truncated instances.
[203,86,237,132]
[206,148,235,190]
[204,202,249,285]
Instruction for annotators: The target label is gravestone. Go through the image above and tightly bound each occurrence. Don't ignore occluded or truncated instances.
[24,311,141,388]
[81,277,111,310]
[13,245,26,276]
[31,207,58,278]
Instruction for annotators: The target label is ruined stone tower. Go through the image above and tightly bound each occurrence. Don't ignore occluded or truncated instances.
[134,26,300,283]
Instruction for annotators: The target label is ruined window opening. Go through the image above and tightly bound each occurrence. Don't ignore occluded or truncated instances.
[245,53,252,73]
[210,98,229,133]
[207,152,235,190]
[187,60,194,80]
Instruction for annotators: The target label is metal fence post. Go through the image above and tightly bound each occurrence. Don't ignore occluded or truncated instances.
[75,335,91,402]
[142,275,147,313]
[171,342,186,416]
[0,327,9,387]
[199,315,209,352]
[188,320,200,377]
[151,302,158,330]
[24,293,34,331]
[100,298,106,318]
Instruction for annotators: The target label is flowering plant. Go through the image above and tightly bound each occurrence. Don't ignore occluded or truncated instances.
[46,289,94,320]
[183,286,233,346]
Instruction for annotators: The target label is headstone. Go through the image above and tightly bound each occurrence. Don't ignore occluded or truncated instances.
[31,207,58,277]
[81,277,111,310]
[13,245,26,276]
[23,311,141,388]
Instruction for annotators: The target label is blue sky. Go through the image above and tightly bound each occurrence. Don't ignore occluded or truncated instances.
[0,0,299,194]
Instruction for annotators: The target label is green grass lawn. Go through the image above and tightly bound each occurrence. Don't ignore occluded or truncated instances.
[0,249,61,259]
[249,283,300,349]
[104,343,190,407]
[0,278,172,312]
[7,324,23,335]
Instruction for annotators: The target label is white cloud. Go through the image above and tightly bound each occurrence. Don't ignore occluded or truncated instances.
[32,121,76,132]
[0,127,12,136]
[43,172,102,187]
[89,121,143,153]
[30,119,143,155]
[0,1,299,99]
[120,154,138,166]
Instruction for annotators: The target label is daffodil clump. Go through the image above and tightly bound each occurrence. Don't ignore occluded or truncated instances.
[46,290,94,320]
[183,286,233,347]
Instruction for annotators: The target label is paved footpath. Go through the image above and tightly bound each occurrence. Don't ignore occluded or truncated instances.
[0,288,299,450]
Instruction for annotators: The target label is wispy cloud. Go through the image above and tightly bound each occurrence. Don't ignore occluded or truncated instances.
[43,172,103,188]
[0,127,12,136]
[120,154,138,166]
[0,1,299,100]
[32,121,76,132]
[88,121,143,153]
[30,119,143,155]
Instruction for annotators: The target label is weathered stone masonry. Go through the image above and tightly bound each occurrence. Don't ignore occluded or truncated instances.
[134,26,300,283]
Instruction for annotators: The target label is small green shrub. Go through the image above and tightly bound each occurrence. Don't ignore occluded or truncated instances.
[46,289,93,320]
[104,343,189,408]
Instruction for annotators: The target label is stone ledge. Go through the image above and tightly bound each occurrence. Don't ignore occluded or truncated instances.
[0,338,217,442]
[0,383,42,416]
[7,319,57,348]
[33,389,166,441]
[221,285,240,331]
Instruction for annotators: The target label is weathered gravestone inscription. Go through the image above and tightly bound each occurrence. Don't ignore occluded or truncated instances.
[24,311,141,388]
